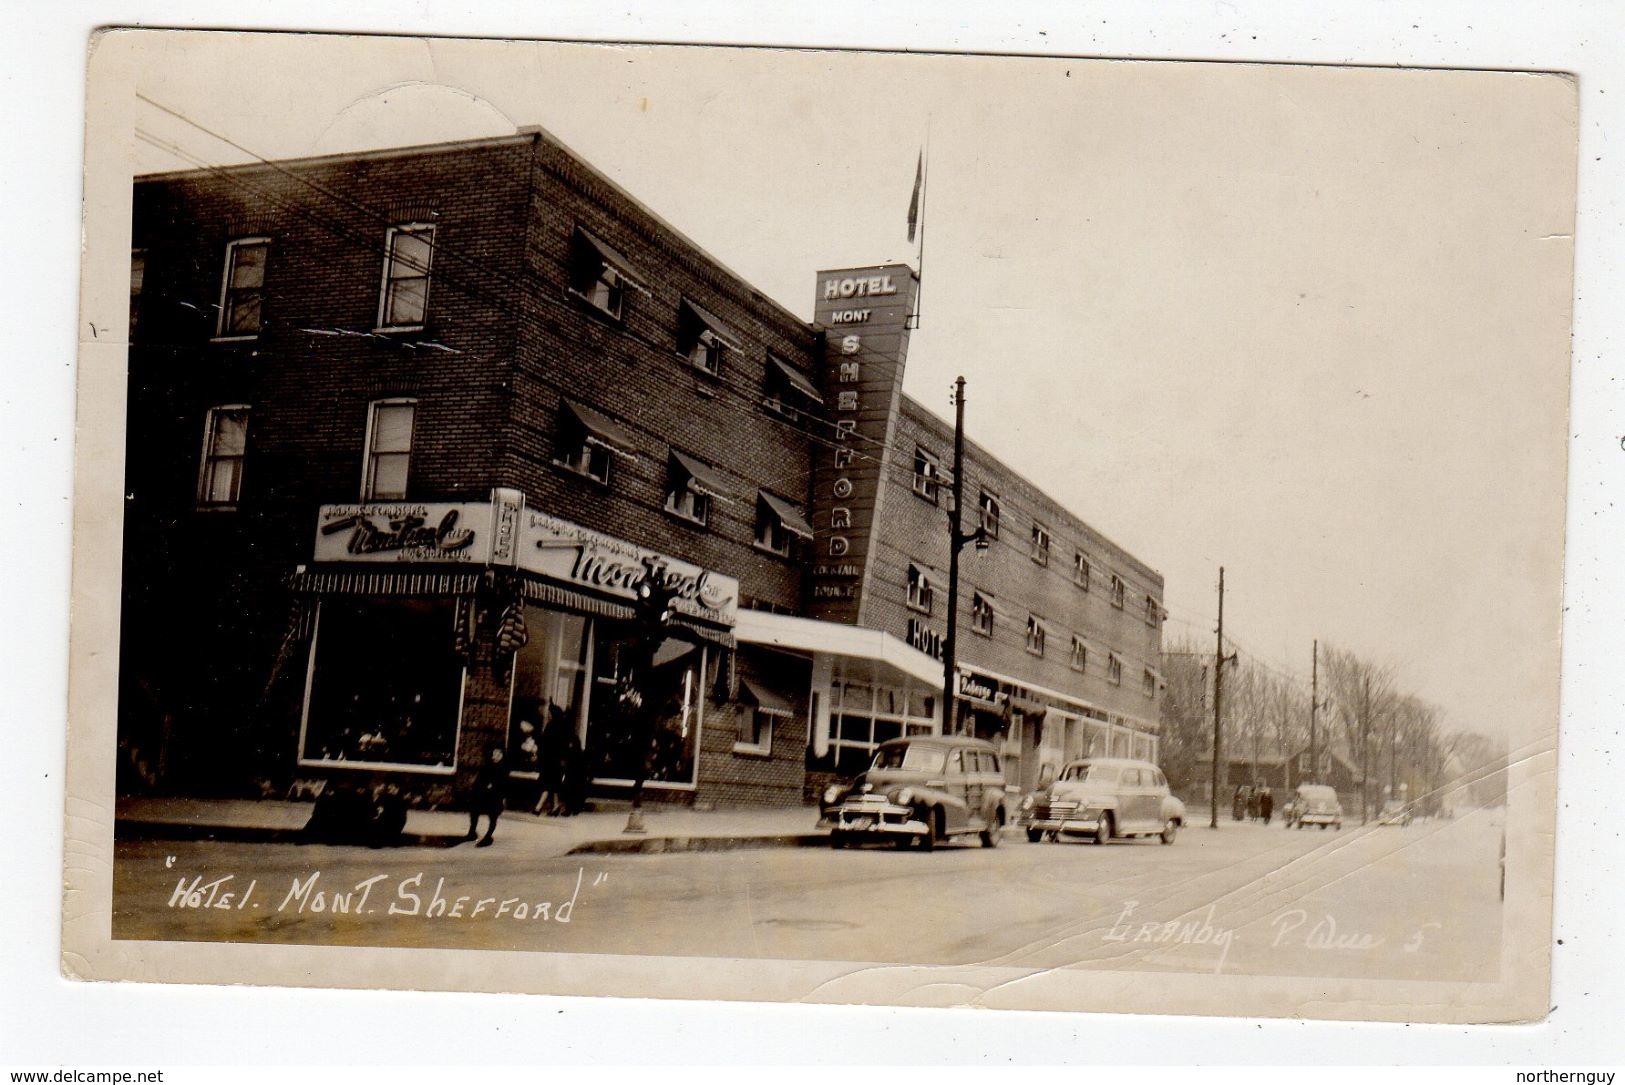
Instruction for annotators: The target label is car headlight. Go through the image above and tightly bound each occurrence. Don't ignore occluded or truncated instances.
[892,787,915,807]
[822,784,843,805]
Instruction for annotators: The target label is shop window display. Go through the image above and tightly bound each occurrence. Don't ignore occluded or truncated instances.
[301,597,465,770]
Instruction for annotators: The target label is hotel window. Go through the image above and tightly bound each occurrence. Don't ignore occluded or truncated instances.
[215,238,269,338]
[913,446,940,503]
[130,249,146,337]
[376,225,434,330]
[1145,594,1160,626]
[1111,574,1126,609]
[1073,551,1090,590]
[978,490,1001,539]
[763,354,823,422]
[196,405,250,508]
[1025,615,1046,657]
[362,399,416,501]
[1031,522,1050,566]
[972,592,994,636]
[1070,636,1087,673]
[678,297,737,377]
[1108,653,1123,686]
[735,678,791,756]
[756,491,812,556]
[568,227,641,321]
[1142,668,1157,698]
[906,564,934,614]
[666,450,727,526]
[554,399,634,485]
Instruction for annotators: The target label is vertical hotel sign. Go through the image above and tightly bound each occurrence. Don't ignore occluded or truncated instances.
[808,264,918,625]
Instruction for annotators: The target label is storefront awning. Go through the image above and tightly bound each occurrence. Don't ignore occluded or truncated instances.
[738,677,794,715]
[562,398,637,456]
[680,297,740,349]
[520,577,735,649]
[734,610,941,687]
[766,354,824,404]
[288,569,481,596]
[669,450,731,500]
[757,491,813,540]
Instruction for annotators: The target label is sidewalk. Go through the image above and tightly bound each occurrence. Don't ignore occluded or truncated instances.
[114,795,828,858]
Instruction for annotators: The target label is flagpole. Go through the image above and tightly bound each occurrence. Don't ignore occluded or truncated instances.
[915,144,928,330]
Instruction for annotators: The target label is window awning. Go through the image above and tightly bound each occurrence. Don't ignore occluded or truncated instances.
[767,354,824,403]
[669,450,731,499]
[758,491,813,540]
[738,677,794,715]
[562,398,637,456]
[680,297,740,349]
[573,226,647,291]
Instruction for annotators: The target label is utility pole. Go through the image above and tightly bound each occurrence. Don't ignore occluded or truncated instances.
[1210,567,1236,828]
[941,376,986,736]
[1360,672,1371,826]
[1309,639,1319,786]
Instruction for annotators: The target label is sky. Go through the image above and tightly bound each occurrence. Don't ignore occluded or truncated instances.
[117,32,1576,742]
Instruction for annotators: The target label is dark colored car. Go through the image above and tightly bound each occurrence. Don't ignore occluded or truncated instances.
[819,735,1011,850]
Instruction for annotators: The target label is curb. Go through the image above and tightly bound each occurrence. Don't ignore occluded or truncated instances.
[566,832,829,856]
[114,819,465,849]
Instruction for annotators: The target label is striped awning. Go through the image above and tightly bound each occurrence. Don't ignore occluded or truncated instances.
[287,569,480,596]
[767,354,823,403]
[680,296,740,349]
[561,398,636,456]
[758,491,813,540]
[669,450,731,499]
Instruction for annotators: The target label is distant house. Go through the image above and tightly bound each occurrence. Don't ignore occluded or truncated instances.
[1188,746,1364,805]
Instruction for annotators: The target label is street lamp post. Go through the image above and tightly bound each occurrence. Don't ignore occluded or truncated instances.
[941,376,987,736]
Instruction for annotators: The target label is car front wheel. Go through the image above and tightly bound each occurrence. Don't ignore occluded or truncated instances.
[1160,819,1178,846]
[1026,827,1044,843]
[981,811,1003,848]
[1094,814,1112,846]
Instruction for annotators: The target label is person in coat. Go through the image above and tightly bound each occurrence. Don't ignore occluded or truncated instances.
[465,745,508,847]
[1258,785,1274,825]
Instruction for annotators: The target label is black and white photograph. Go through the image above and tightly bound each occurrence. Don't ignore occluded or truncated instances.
[61,27,1577,1025]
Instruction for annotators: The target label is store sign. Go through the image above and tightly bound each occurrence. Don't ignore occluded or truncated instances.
[519,511,738,626]
[957,670,1005,706]
[315,503,491,563]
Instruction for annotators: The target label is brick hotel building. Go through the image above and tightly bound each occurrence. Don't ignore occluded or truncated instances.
[120,126,1165,810]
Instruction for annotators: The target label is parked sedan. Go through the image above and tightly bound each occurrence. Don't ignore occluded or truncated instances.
[1283,784,1344,830]
[820,735,1011,850]
[1020,758,1185,845]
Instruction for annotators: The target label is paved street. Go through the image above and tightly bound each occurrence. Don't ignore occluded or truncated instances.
[113,805,1503,980]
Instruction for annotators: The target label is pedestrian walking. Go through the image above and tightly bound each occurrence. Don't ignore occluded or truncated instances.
[1259,786,1274,825]
[1232,785,1249,822]
[1246,786,1261,821]
[465,745,508,847]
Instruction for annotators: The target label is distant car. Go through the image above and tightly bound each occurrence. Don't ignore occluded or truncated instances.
[1377,800,1413,827]
[1019,757,1186,845]
[820,735,1010,850]
[1284,783,1344,830]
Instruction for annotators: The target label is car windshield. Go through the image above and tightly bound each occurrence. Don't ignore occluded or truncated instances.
[1058,763,1116,785]
[1300,786,1335,803]
[871,744,947,773]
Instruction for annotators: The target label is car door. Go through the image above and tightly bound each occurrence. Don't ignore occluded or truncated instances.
[1121,767,1152,831]
[961,750,988,828]
[943,748,972,831]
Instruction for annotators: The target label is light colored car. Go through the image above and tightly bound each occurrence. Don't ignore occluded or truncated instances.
[820,735,1011,850]
[1019,757,1186,845]
[1284,783,1343,830]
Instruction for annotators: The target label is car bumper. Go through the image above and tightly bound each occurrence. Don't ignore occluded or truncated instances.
[1024,810,1108,834]
[1298,814,1340,825]
[824,802,928,835]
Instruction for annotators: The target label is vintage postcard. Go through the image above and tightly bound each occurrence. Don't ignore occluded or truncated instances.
[65,29,1575,1023]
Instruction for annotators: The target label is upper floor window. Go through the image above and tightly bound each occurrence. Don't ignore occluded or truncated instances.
[1073,551,1090,590]
[913,446,940,504]
[568,226,641,321]
[666,450,727,527]
[377,225,434,330]
[1145,594,1161,626]
[555,398,634,485]
[1111,574,1126,609]
[906,564,935,614]
[1107,653,1123,685]
[216,238,269,339]
[1069,636,1087,672]
[1025,615,1047,657]
[130,249,146,337]
[978,490,1001,539]
[763,354,823,422]
[197,405,250,508]
[1142,668,1158,698]
[972,592,994,636]
[362,399,416,501]
[1031,522,1051,566]
[678,298,737,377]
[756,491,811,556]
